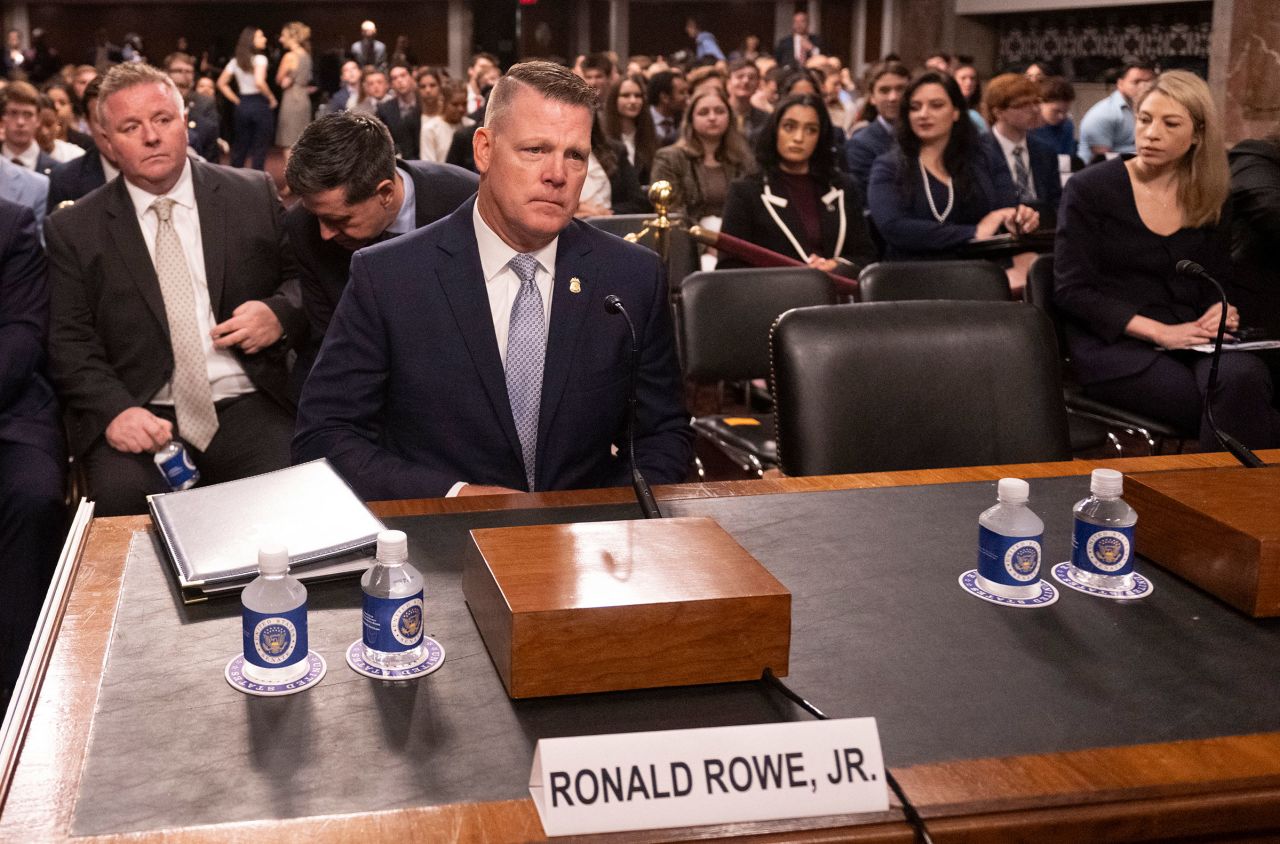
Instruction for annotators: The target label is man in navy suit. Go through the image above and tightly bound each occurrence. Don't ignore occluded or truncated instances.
[0,197,65,697]
[774,11,823,68]
[982,73,1062,226]
[1,82,60,177]
[295,61,692,500]
[844,61,910,192]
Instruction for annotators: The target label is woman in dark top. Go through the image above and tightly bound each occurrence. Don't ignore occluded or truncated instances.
[867,72,1036,263]
[1055,70,1280,449]
[719,93,877,276]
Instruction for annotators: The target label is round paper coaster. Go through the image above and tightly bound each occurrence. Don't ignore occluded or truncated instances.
[225,650,326,697]
[959,570,1058,608]
[1052,562,1154,600]
[345,637,446,680]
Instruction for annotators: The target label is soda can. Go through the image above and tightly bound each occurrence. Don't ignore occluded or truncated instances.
[154,441,200,491]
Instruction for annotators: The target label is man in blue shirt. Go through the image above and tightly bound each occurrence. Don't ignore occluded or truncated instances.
[685,17,725,62]
[1077,63,1154,162]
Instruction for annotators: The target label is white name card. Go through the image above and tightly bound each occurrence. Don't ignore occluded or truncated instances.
[528,718,887,837]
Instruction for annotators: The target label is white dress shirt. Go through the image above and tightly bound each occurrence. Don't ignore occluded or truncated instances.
[419,114,474,164]
[579,152,612,212]
[992,126,1037,201]
[3,142,39,170]
[123,159,255,404]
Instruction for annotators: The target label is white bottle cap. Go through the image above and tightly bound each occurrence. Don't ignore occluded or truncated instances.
[377,530,409,563]
[997,477,1029,503]
[258,543,290,575]
[1091,468,1124,497]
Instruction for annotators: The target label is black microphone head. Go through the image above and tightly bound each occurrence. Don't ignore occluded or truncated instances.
[604,294,623,314]
[1176,259,1205,277]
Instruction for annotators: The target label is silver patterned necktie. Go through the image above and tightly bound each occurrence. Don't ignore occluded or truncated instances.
[1012,146,1032,203]
[151,198,219,451]
[505,253,546,491]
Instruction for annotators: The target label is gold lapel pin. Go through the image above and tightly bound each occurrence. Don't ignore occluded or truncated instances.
[569,277,582,294]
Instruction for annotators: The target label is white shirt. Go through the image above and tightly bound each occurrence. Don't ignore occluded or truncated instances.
[226,55,268,96]
[466,83,484,114]
[123,159,255,404]
[102,155,120,183]
[579,152,612,212]
[3,142,38,170]
[419,114,473,164]
[620,130,636,165]
[50,139,86,164]
[992,126,1037,201]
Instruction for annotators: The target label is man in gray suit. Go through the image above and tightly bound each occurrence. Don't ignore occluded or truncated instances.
[0,157,47,240]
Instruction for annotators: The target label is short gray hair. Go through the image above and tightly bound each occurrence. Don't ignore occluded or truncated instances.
[96,62,185,126]
[484,61,596,134]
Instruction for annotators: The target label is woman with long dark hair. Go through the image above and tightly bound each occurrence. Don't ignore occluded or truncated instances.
[719,93,877,275]
[217,27,276,169]
[602,74,657,185]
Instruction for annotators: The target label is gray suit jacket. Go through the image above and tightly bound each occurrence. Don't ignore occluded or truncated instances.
[0,158,48,241]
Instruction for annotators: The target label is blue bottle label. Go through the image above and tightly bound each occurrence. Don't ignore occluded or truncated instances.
[363,591,425,653]
[977,526,1043,586]
[242,603,308,669]
[156,443,199,490]
[1071,521,1134,576]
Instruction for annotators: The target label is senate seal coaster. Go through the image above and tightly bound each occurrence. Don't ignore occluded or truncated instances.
[1052,562,1154,600]
[224,650,326,697]
[345,636,446,680]
[959,570,1059,608]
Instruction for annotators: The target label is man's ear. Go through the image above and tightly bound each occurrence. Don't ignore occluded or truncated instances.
[473,125,492,175]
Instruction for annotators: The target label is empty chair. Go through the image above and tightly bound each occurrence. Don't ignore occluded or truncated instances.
[771,300,1071,476]
[858,259,1011,303]
[677,267,837,475]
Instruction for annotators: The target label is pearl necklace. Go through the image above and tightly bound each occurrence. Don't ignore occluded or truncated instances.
[920,158,954,222]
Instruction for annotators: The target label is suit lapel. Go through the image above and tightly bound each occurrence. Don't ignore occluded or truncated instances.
[766,181,811,261]
[104,179,168,334]
[818,184,844,258]
[191,162,226,316]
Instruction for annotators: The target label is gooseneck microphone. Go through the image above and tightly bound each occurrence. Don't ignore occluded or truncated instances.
[1174,260,1266,468]
[604,294,664,518]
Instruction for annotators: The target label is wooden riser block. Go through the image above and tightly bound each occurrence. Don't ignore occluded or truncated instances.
[462,516,791,698]
[1126,466,1280,617]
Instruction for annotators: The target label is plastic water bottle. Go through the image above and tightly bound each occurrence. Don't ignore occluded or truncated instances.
[240,545,310,685]
[361,530,425,670]
[976,478,1045,599]
[1069,468,1138,590]
[154,440,199,490]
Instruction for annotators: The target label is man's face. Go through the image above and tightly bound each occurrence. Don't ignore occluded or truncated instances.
[300,183,395,250]
[361,23,376,39]
[167,60,195,95]
[728,67,759,100]
[793,12,809,36]
[389,66,413,97]
[100,82,189,194]
[363,72,388,100]
[469,57,495,86]
[2,99,38,150]
[474,86,591,253]
[195,77,215,99]
[74,68,98,99]
[341,61,362,87]
[662,77,688,116]
[582,68,609,101]
[870,72,908,123]
[1117,68,1155,104]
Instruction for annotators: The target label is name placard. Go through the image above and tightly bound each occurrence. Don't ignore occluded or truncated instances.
[528,718,887,837]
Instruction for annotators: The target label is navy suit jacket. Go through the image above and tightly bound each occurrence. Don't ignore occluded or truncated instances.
[294,196,693,500]
[376,98,420,160]
[844,118,895,192]
[47,146,107,211]
[980,131,1062,225]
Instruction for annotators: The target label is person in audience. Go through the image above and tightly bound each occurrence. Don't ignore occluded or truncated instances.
[0,197,65,704]
[217,27,276,170]
[329,60,362,112]
[350,20,387,71]
[579,52,614,102]
[164,52,220,163]
[35,94,86,164]
[415,66,443,121]
[867,71,1034,262]
[0,156,47,241]
[1077,62,1155,163]
[953,60,988,134]
[731,34,762,63]
[2,82,60,176]
[419,79,473,163]
[1055,70,1280,450]
[720,93,877,277]
[47,77,114,211]
[1024,62,1048,84]
[844,60,910,191]
[649,87,755,225]
[1228,133,1280,334]
[46,63,305,516]
[284,112,477,386]
[293,61,692,500]
[352,67,390,116]
[821,67,853,134]
[648,70,687,147]
[376,62,420,159]
[775,10,823,68]
[751,64,783,114]
[725,58,768,142]
[194,76,216,99]
[686,65,726,99]
[465,52,498,113]
[981,73,1061,225]
[602,74,657,184]
[1029,76,1077,158]
[274,22,313,160]
[685,17,725,62]
[41,82,93,151]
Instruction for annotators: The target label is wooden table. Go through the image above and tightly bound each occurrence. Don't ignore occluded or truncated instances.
[3,451,1280,843]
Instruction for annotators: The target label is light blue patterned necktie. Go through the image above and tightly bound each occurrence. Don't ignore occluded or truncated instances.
[505,253,546,491]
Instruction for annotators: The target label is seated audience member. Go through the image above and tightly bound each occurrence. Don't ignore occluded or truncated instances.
[1024,62,1048,84]
[867,72,1035,262]
[419,80,473,163]
[376,63,420,159]
[726,58,769,142]
[329,60,363,112]
[0,197,65,702]
[464,52,499,114]
[1077,63,1155,163]
[779,70,848,163]
[751,64,782,114]
[579,52,614,102]
[686,65,726,99]
[35,93,85,164]
[46,63,306,516]
[415,66,443,123]
[165,51,220,164]
[576,136,649,218]
[648,70,688,147]
[602,74,657,185]
[982,73,1061,224]
[0,157,48,241]
[47,78,114,211]
[293,61,693,500]
[844,60,910,190]
[953,61,989,135]
[720,93,877,277]
[650,88,756,225]
[2,82,60,176]
[1055,71,1280,451]
[41,82,93,151]
[1228,134,1280,334]
[284,112,478,386]
[351,67,390,116]
[1029,76,1077,158]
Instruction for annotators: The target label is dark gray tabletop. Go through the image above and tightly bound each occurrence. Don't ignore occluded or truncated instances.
[72,477,1280,836]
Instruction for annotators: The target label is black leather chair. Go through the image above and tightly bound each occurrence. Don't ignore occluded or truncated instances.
[771,301,1072,476]
[677,267,837,476]
[1025,254,1187,454]
[858,260,1011,303]
[585,214,700,287]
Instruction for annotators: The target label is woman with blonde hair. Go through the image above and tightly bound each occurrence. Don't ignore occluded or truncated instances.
[1055,70,1280,450]
[274,22,313,153]
[649,87,755,224]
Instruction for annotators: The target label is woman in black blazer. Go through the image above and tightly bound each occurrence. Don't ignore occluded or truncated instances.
[1054,70,1280,450]
[719,93,877,277]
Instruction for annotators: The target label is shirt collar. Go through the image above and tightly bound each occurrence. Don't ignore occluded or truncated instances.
[875,115,893,133]
[386,170,416,235]
[124,157,196,220]
[472,200,559,285]
[1110,88,1131,112]
[992,125,1025,156]
[3,142,38,169]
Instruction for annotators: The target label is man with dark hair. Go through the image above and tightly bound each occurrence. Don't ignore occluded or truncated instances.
[329,60,363,112]
[1077,62,1155,162]
[647,70,687,147]
[164,51,221,163]
[466,52,499,113]
[2,82,60,176]
[46,63,305,515]
[283,111,477,383]
[726,57,768,139]
[579,53,614,102]
[375,63,420,159]
[295,61,692,500]
[47,77,117,210]
[775,10,823,68]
